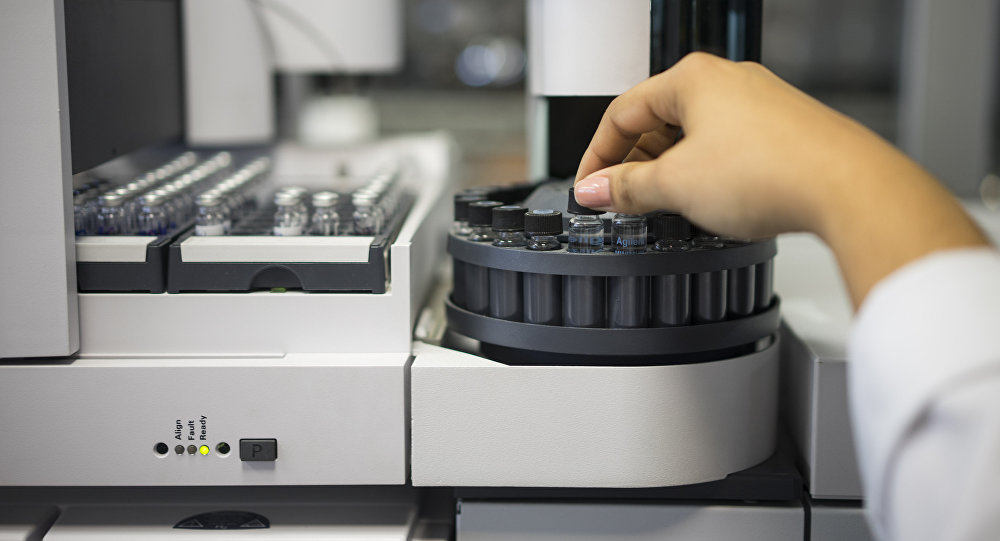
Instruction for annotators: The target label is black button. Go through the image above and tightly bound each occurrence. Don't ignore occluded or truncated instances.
[239,439,277,461]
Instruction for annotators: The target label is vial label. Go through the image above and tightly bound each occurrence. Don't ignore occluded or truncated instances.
[195,224,226,236]
[273,225,303,237]
[568,234,604,249]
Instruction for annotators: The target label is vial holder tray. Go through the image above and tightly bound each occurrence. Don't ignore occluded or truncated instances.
[165,194,414,293]
[76,221,195,293]
[447,233,779,364]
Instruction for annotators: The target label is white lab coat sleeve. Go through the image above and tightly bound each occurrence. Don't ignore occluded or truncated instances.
[848,247,1000,541]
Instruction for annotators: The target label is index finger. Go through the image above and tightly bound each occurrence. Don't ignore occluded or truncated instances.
[574,56,697,181]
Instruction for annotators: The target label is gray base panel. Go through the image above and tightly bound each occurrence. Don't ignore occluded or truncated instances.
[457,501,804,541]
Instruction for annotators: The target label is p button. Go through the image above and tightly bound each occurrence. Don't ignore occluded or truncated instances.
[239,439,278,461]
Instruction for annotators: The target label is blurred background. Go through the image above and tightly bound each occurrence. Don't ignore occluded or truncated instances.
[329,0,997,199]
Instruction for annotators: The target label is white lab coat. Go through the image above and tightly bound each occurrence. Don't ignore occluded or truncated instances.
[849,248,1000,541]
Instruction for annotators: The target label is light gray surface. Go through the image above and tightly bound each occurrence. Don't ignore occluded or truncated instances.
[811,504,875,541]
[457,501,804,541]
[0,0,79,358]
[0,355,407,486]
[411,340,778,488]
[898,0,999,196]
[0,506,59,541]
[46,503,417,540]
[182,0,273,146]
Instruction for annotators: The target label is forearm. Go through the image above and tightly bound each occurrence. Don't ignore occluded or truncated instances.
[813,132,990,307]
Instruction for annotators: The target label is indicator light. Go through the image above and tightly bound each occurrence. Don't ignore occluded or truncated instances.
[199,445,210,455]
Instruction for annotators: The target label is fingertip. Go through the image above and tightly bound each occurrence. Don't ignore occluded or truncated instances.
[575,175,612,210]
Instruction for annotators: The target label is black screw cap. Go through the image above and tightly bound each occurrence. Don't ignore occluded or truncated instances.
[524,209,563,235]
[454,193,485,221]
[652,212,691,240]
[491,205,528,231]
[567,187,603,215]
[468,200,503,227]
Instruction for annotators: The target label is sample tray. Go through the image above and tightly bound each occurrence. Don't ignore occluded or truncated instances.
[165,196,413,293]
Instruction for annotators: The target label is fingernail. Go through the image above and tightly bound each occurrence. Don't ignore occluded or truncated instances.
[575,176,611,209]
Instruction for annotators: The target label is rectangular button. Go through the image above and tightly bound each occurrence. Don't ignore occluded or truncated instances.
[239,439,278,461]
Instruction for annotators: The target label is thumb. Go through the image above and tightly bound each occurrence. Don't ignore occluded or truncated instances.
[574,150,692,215]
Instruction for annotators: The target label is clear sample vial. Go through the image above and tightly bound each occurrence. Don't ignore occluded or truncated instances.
[491,205,528,247]
[273,191,304,236]
[523,209,563,325]
[311,191,340,236]
[194,192,226,236]
[73,193,95,236]
[352,192,379,235]
[466,200,503,242]
[608,212,648,327]
[566,187,604,253]
[611,213,647,254]
[525,209,562,250]
[136,192,168,236]
[96,193,127,235]
[651,212,693,326]
[564,188,606,326]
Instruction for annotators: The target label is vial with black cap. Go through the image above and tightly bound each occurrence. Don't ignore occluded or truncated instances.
[564,188,606,327]
[566,187,604,253]
[488,206,527,320]
[651,212,692,326]
[453,193,484,236]
[463,200,503,314]
[523,209,563,325]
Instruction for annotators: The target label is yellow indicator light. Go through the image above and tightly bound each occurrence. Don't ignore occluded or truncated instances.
[199,445,210,455]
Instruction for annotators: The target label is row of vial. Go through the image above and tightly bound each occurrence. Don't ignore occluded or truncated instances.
[451,188,773,328]
[196,165,404,237]
[73,152,271,236]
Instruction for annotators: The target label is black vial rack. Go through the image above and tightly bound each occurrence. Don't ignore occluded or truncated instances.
[447,233,778,365]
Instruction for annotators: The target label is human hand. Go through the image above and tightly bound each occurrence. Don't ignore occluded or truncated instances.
[574,52,987,306]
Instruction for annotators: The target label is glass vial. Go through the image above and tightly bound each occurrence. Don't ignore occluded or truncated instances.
[311,191,340,236]
[611,213,647,254]
[73,193,95,236]
[523,209,563,325]
[608,213,648,327]
[491,205,528,247]
[352,192,379,235]
[195,192,226,236]
[96,193,127,235]
[137,193,168,236]
[453,193,485,236]
[467,200,503,242]
[564,188,606,326]
[566,187,604,253]
[464,200,502,315]
[273,191,304,236]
